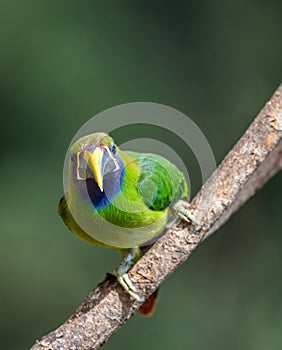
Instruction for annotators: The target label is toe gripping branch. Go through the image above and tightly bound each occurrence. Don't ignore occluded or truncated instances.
[172,199,201,226]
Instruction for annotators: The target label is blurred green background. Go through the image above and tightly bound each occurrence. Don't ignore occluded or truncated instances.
[1,1,282,349]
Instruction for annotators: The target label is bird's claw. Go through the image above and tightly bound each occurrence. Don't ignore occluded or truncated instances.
[117,273,145,302]
[173,200,201,226]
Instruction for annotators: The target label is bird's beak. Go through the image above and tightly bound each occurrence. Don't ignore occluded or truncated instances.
[86,147,104,192]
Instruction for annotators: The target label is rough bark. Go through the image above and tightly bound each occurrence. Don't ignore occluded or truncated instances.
[31,84,282,350]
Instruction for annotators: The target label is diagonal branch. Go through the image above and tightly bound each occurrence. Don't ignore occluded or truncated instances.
[31,84,282,350]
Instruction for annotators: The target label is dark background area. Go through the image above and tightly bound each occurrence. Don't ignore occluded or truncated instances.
[1,1,282,349]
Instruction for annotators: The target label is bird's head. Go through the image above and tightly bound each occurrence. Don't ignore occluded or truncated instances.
[70,132,121,193]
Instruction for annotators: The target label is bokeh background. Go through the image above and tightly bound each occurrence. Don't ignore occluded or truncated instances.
[1,1,282,349]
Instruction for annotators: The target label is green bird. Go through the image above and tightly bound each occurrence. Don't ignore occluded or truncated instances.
[58,132,198,312]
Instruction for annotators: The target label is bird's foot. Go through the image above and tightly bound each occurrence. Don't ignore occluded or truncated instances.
[114,247,145,302]
[117,273,144,302]
[172,200,201,226]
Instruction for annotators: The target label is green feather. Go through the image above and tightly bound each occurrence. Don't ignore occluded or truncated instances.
[136,153,188,211]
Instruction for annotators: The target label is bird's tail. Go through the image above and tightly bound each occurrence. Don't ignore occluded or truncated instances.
[138,288,159,317]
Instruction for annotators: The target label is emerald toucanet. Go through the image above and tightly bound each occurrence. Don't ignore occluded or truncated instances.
[58,132,198,315]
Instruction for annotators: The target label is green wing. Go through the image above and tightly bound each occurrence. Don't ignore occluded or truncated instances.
[136,154,188,211]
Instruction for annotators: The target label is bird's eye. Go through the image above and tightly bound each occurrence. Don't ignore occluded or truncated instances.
[109,142,117,155]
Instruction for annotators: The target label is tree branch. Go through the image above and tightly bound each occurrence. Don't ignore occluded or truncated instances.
[31,84,282,350]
